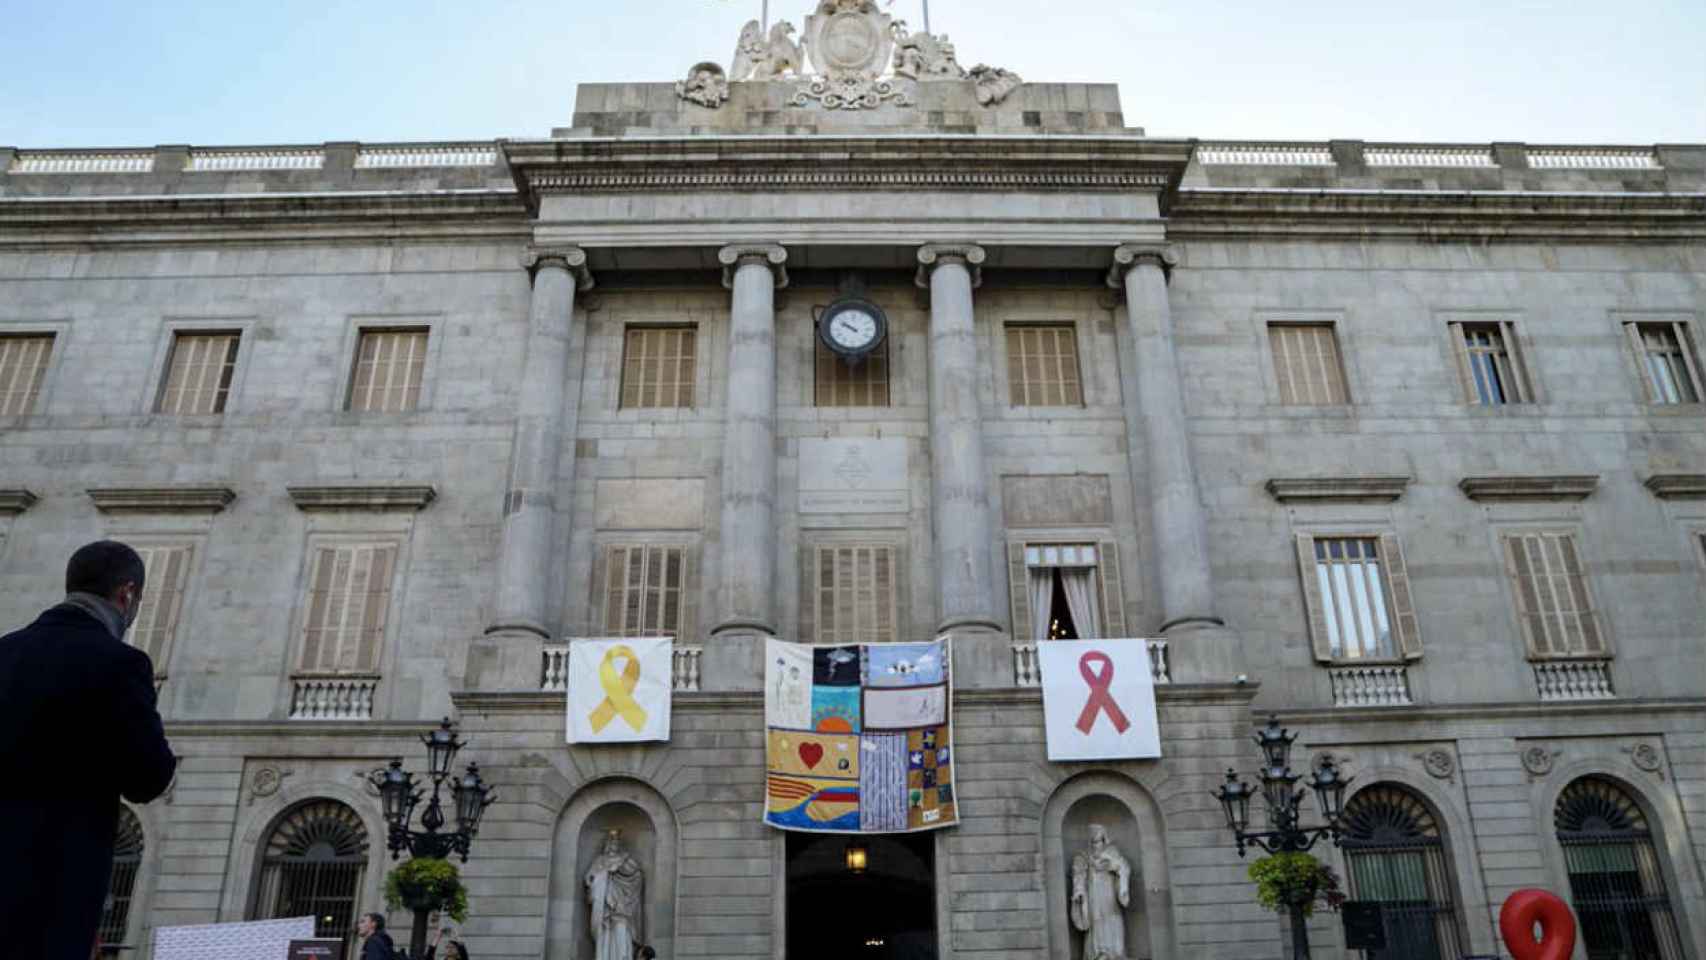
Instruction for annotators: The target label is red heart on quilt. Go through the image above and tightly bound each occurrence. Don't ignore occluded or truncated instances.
[798,743,823,769]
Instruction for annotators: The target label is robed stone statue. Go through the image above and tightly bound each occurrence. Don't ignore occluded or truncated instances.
[586,829,645,960]
[1070,823,1132,960]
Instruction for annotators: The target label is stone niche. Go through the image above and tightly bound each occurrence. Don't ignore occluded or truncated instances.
[1042,773,1175,960]
[546,779,677,960]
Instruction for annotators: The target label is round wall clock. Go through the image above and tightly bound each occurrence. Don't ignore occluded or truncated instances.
[818,296,887,361]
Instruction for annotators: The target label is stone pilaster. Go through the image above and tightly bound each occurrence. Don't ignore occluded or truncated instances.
[1109,243,1242,680]
[918,243,1002,645]
[468,245,592,691]
[710,243,786,640]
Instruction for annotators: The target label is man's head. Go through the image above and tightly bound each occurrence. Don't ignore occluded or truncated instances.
[358,913,385,938]
[65,540,146,630]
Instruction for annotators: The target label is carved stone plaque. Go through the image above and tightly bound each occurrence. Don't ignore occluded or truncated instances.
[799,438,909,514]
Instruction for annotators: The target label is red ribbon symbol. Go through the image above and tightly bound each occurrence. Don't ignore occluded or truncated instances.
[1074,651,1131,735]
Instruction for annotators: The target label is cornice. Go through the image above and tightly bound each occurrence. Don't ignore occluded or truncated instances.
[1459,474,1599,502]
[0,489,38,515]
[451,681,1255,714]
[1643,473,1706,500]
[87,485,236,514]
[286,484,437,512]
[1266,476,1412,504]
[1168,188,1706,242]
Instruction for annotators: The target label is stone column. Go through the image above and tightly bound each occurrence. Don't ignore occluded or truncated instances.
[470,246,591,689]
[710,243,787,638]
[1110,243,1241,677]
[918,244,1002,637]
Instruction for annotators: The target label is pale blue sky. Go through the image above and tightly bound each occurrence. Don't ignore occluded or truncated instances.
[3,0,1702,148]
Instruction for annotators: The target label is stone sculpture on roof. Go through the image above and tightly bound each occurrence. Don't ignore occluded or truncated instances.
[679,0,1020,110]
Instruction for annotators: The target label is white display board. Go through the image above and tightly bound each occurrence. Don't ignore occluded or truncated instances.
[1038,639,1163,761]
[566,636,674,743]
[153,916,316,960]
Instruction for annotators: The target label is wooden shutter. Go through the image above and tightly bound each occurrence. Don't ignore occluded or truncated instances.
[1555,535,1605,655]
[1670,321,1706,401]
[1499,321,1534,403]
[815,337,890,407]
[1270,324,1347,405]
[0,334,53,416]
[602,545,693,638]
[1006,324,1083,407]
[132,544,193,670]
[1379,533,1422,660]
[807,544,897,644]
[1095,540,1127,637]
[1294,533,1334,662]
[299,544,395,674]
[1007,542,1030,639]
[620,326,697,409]
[349,329,428,412]
[1624,322,1660,403]
[1502,535,1551,657]
[158,333,239,414]
[1447,322,1477,403]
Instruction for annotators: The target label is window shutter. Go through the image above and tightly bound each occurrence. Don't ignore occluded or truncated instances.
[1556,535,1606,655]
[0,335,54,416]
[1096,540,1127,638]
[1447,322,1476,403]
[349,329,428,412]
[299,547,337,671]
[799,546,819,644]
[132,544,193,670]
[1671,321,1705,401]
[1294,533,1333,662]
[1379,533,1422,660]
[1007,542,1030,639]
[1502,535,1549,657]
[299,544,394,674]
[679,546,698,642]
[1500,321,1534,403]
[1269,327,1297,405]
[602,545,629,634]
[1624,322,1657,402]
[354,546,394,672]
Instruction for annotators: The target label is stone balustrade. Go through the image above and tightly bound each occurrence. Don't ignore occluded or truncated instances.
[186,148,325,171]
[1327,664,1413,707]
[1527,147,1660,169]
[9,150,154,174]
[289,675,378,720]
[1365,145,1497,167]
[1012,639,1170,687]
[1533,659,1616,701]
[540,644,704,693]
[1196,142,1334,166]
[355,144,498,168]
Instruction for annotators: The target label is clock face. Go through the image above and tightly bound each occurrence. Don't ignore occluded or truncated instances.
[829,308,879,350]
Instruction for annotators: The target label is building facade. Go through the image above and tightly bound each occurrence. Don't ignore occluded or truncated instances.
[2,15,1705,959]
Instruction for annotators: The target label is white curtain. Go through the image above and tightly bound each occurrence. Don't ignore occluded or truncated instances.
[1028,567,1054,642]
[1060,567,1102,639]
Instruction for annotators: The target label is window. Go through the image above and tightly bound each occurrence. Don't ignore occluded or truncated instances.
[1500,531,1606,658]
[296,543,396,675]
[1341,785,1466,960]
[1269,323,1349,405]
[1294,534,1420,662]
[600,544,695,638]
[1625,321,1703,404]
[1007,541,1127,641]
[100,807,144,947]
[803,543,898,644]
[1450,321,1532,405]
[130,544,193,675]
[619,325,696,409]
[1006,323,1083,407]
[157,332,239,414]
[251,800,368,952]
[0,334,54,416]
[815,337,889,407]
[1555,777,1686,960]
[347,328,427,412]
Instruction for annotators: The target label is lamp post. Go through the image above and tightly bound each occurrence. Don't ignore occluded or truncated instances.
[1213,716,1351,960]
[369,717,497,958]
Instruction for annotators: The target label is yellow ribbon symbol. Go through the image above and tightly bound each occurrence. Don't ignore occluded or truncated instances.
[588,644,648,733]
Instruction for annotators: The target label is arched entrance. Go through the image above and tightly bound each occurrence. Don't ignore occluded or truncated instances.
[249,799,370,951]
[786,831,936,959]
[1555,777,1686,960]
[1340,784,1465,960]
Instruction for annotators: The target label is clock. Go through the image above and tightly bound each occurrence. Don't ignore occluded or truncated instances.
[818,297,888,362]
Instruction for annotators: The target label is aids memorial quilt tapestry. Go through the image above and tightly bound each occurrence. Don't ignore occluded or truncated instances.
[1038,638,1163,761]
[566,637,674,744]
[764,636,959,833]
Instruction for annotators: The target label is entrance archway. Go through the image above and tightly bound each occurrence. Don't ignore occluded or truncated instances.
[786,831,936,959]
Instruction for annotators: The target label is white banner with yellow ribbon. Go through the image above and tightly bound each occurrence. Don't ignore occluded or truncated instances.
[566,637,674,744]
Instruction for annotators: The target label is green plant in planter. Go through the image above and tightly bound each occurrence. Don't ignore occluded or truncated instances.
[1247,852,1346,917]
[384,857,470,923]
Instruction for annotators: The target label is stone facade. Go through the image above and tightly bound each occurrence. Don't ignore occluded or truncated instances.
[2,67,1704,960]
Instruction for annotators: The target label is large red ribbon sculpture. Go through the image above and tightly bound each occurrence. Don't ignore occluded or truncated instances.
[1074,651,1131,735]
[1499,888,1577,960]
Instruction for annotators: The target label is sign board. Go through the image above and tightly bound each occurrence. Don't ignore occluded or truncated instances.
[287,940,345,960]
[154,917,315,960]
[566,637,674,743]
[1038,639,1162,761]
[798,437,910,514]
[1342,901,1388,950]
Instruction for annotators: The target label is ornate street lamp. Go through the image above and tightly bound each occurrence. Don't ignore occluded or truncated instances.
[369,718,497,862]
[1213,716,1351,960]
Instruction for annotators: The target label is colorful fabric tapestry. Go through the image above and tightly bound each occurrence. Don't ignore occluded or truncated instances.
[763,637,958,833]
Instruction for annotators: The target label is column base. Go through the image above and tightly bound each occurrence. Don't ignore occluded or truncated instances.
[703,619,776,694]
[934,618,1010,690]
[1157,618,1245,685]
[463,627,548,692]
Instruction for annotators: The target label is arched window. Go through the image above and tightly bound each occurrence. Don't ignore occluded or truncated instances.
[1340,785,1464,960]
[251,800,369,950]
[99,806,145,946]
[1555,777,1685,960]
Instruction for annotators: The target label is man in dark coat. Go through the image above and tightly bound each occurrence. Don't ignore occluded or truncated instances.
[0,540,177,960]
[358,913,398,960]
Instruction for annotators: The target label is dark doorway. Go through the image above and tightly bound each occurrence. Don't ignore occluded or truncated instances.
[786,831,937,960]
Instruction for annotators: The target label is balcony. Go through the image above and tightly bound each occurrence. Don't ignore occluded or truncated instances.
[1533,659,1615,701]
[541,644,703,693]
[1327,664,1413,707]
[1012,639,1170,687]
[289,675,379,720]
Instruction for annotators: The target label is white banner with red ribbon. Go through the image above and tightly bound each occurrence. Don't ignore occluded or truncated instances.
[1037,639,1162,761]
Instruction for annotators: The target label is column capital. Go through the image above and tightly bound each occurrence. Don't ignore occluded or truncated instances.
[915,242,986,289]
[718,243,789,289]
[521,245,594,291]
[1106,242,1178,287]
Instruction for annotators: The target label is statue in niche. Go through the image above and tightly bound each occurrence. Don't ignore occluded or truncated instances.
[585,829,645,960]
[1070,823,1132,960]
